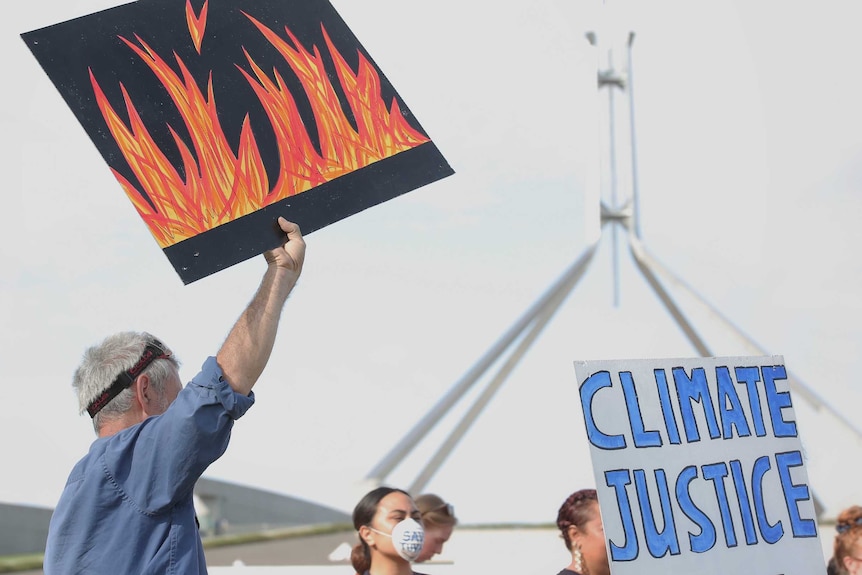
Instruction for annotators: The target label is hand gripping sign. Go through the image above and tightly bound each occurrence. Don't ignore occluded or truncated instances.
[574,355,825,575]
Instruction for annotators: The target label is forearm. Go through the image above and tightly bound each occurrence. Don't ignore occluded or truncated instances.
[216,264,298,395]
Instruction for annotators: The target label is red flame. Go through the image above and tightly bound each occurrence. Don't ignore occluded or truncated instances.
[90,15,429,248]
[185,0,208,54]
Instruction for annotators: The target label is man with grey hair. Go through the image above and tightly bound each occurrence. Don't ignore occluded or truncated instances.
[43,217,305,574]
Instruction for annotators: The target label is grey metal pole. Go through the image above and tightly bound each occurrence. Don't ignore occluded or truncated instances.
[637,240,862,441]
[364,239,602,482]
[606,51,621,308]
[407,260,582,493]
[627,31,642,239]
[628,233,713,356]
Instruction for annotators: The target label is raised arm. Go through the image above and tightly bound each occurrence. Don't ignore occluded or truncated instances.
[216,217,306,395]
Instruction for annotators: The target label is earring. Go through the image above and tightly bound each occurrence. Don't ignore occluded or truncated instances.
[572,542,589,575]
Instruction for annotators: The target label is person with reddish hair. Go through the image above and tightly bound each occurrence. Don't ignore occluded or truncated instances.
[414,493,458,563]
[831,505,862,575]
[351,486,427,575]
[555,489,610,575]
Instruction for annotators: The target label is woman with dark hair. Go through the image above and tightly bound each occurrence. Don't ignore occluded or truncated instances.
[415,493,458,562]
[555,489,610,575]
[351,486,427,575]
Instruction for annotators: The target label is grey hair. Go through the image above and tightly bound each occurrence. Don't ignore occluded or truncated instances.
[73,331,181,434]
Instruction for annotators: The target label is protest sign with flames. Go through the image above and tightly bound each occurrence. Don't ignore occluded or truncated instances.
[22,0,453,283]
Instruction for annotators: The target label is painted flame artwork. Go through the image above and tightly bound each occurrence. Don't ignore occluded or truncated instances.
[22,0,452,283]
[91,3,429,248]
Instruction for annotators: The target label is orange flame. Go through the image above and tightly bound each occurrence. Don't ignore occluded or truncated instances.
[185,0,208,54]
[90,15,429,248]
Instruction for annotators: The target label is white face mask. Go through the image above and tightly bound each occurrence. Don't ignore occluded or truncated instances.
[370,517,425,562]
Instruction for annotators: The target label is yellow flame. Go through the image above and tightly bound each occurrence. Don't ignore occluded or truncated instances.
[185,0,208,54]
[91,16,430,247]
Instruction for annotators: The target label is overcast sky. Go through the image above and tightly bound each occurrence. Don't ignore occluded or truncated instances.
[3,0,862,525]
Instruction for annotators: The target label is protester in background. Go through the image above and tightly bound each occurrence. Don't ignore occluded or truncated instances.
[351,486,427,575]
[43,218,305,575]
[832,505,862,575]
[555,489,610,575]
[415,493,458,563]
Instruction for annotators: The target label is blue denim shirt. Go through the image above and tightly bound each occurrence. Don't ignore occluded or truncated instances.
[44,357,254,574]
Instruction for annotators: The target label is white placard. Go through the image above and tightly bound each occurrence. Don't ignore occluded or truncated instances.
[573,355,824,575]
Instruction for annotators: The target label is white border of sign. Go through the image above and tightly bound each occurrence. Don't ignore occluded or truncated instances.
[574,355,824,575]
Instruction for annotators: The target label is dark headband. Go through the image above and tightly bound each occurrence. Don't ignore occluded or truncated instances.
[87,339,171,418]
[836,516,862,534]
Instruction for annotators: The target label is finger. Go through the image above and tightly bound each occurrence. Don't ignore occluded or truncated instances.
[277,217,302,239]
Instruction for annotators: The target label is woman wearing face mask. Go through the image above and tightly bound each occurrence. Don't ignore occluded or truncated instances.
[351,486,427,575]
[555,489,610,575]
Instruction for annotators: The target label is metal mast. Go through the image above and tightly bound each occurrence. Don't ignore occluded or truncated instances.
[364,25,862,496]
